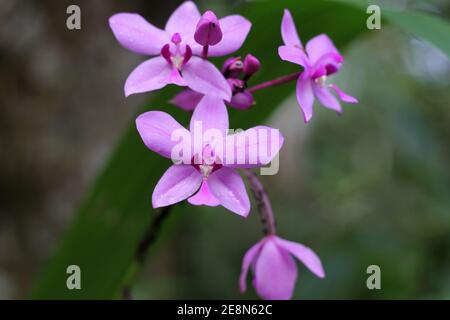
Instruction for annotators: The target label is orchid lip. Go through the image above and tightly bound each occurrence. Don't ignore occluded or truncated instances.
[191,146,223,179]
[314,75,327,86]
[160,42,192,70]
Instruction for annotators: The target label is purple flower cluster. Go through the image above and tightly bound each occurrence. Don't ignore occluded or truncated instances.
[109,1,357,300]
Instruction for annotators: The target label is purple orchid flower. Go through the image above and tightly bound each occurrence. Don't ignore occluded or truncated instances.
[171,54,260,111]
[109,1,251,99]
[240,235,325,300]
[278,9,358,122]
[135,95,284,217]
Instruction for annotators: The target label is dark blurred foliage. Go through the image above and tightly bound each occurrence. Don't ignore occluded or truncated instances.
[0,0,449,299]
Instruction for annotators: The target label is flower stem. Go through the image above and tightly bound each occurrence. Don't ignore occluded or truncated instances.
[202,45,209,59]
[122,205,173,300]
[248,71,301,93]
[243,169,277,235]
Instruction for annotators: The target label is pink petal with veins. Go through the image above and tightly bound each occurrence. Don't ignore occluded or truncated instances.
[188,181,221,206]
[165,1,201,43]
[152,165,202,208]
[124,57,172,96]
[109,13,168,56]
[136,111,190,159]
[183,57,232,101]
[281,9,302,48]
[208,168,250,217]
[296,72,315,123]
[254,237,298,300]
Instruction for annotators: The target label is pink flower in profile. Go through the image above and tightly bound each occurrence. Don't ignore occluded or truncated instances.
[109,1,251,99]
[240,235,325,300]
[135,95,284,217]
[278,9,358,123]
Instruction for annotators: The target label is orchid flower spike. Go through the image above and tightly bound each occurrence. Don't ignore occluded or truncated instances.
[278,9,358,123]
[240,235,325,300]
[109,1,251,99]
[135,95,284,217]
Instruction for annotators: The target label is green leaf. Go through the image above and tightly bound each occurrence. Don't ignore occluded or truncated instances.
[30,0,369,299]
[383,10,450,57]
[332,0,450,57]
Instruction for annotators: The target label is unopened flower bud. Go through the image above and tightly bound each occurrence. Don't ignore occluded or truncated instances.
[243,54,260,76]
[194,11,223,46]
[222,57,243,78]
[228,90,254,110]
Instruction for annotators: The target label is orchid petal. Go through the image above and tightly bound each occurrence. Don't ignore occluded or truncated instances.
[311,52,344,78]
[197,15,251,57]
[239,240,264,293]
[170,89,204,111]
[254,238,297,300]
[188,181,220,206]
[164,68,187,86]
[136,111,190,159]
[183,56,232,101]
[275,237,325,279]
[152,165,202,208]
[109,13,168,56]
[208,168,250,217]
[313,84,342,113]
[190,94,229,136]
[223,126,284,168]
[296,73,315,123]
[306,34,341,65]
[278,45,309,68]
[330,84,358,104]
[281,9,302,48]
[165,1,200,43]
[125,57,172,96]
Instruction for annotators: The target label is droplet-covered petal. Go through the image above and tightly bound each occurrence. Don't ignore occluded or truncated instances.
[223,126,284,168]
[183,57,232,101]
[136,111,191,160]
[124,57,172,96]
[109,13,168,56]
[190,94,229,136]
[152,165,202,208]
[165,1,201,44]
[208,168,250,217]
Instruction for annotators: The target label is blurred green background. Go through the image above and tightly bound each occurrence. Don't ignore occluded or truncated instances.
[0,0,449,299]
